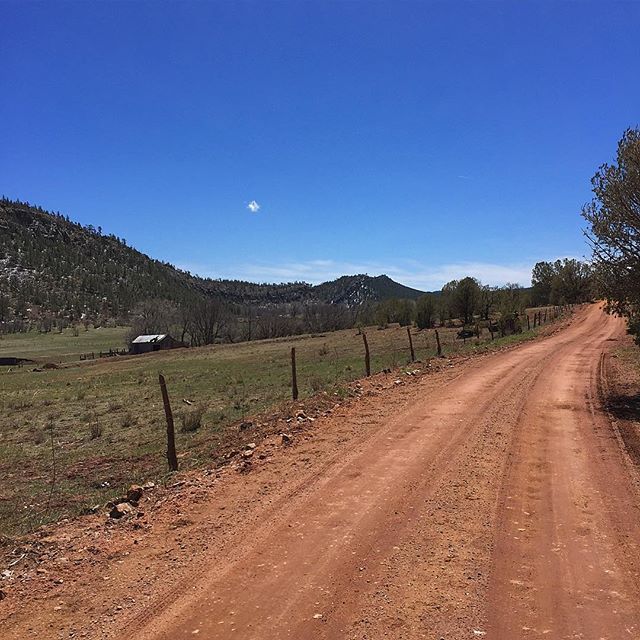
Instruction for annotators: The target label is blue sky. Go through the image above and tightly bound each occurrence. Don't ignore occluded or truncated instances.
[2,1,639,290]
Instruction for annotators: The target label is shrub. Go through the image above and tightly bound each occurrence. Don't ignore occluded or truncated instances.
[90,422,102,439]
[309,374,325,393]
[120,411,134,428]
[180,405,206,433]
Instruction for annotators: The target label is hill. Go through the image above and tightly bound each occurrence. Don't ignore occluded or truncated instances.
[313,274,424,305]
[0,199,425,324]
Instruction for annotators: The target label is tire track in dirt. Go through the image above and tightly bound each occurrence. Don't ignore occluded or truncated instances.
[5,306,637,640]
[487,307,640,639]
[131,355,529,639]
[130,307,632,640]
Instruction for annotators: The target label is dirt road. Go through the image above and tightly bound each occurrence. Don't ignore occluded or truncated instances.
[119,305,638,639]
[3,304,639,639]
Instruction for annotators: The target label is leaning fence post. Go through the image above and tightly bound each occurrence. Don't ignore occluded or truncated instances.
[407,326,415,362]
[362,332,371,377]
[158,374,178,472]
[291,347,299,400]
[435,329,442,357]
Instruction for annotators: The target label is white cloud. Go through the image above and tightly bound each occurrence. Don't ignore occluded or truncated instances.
[178,258,540,290]
[247,200,260,213]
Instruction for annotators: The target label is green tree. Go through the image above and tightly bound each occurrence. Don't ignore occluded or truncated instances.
[375,298,414,327]
[531,261,556,305]
[582,128,640,341]
[479,285,498,320]
[395,299,414,326]
[439,281,457,323]
[442,277,481,325]
[531,259,592,306]
[498,282,525,316]
[415,294,437,329]
[549,259,592,304]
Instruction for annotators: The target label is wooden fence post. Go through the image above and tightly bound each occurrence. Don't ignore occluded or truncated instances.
[291,347,299,400]
[407,326,415,362]
[527,315,531,331]
[544,309,547,323]
[435,329,442,357]
[362,332,371,377]
[158,374,178,472]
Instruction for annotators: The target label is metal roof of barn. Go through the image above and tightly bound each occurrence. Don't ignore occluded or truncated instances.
[131,334,167,344]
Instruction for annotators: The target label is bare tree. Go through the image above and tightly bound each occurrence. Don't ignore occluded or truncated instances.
[176,302,193,344]
[190,298,228,346]
[256,309,296,339]
[0,294,10,323]
[128,299,179,340]
[303,303,352,333]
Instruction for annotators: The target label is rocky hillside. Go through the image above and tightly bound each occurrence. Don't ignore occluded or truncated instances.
[313,274,424,305]
[0,199,425,323]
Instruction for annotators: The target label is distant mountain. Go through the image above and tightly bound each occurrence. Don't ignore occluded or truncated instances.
[0,199,425,322]
[313,274,424,305]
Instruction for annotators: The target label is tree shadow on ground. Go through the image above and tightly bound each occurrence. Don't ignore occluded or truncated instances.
[604,393,640,467]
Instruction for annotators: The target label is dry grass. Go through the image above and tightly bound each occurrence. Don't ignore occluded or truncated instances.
[180,405,207,433]
[0,306,564,537]
[0,325,128,363]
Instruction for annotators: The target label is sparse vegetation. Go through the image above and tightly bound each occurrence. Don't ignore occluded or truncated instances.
[0,307,567,538]
[180,405,206,433]
[89,421,103,440]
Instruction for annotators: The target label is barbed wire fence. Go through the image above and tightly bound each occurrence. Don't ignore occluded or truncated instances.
[4,304,577,534]
[156,304,575,470]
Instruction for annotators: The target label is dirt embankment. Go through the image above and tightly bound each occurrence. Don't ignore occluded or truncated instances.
[2,305,639,640]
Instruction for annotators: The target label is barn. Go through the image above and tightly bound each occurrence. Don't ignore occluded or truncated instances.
[130,334,184,355]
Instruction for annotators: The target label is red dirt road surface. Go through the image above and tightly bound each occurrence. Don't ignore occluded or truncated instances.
[132,304,639,639]
[3,304,640,639]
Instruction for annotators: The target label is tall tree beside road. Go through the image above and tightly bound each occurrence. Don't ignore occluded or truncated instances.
[582,128,640,341]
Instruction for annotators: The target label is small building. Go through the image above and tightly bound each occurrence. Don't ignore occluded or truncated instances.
[130,334,184,355]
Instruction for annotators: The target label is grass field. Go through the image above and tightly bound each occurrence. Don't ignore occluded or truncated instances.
[0,307,564,538]
[0,326,129,362]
